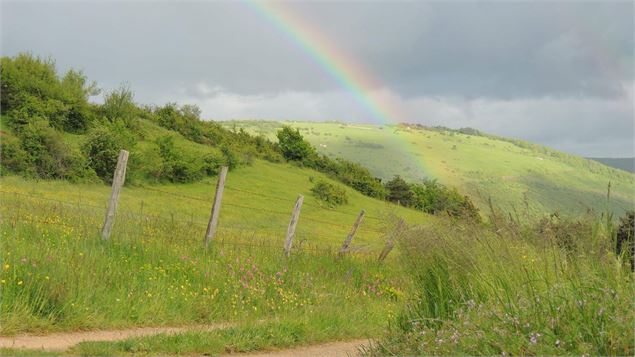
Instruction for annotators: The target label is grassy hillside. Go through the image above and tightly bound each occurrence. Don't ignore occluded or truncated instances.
[1,158,427,252]
[222,121,634,216]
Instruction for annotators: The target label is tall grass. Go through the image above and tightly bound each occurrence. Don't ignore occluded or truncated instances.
[367,212,634,355]
[0,192,406,338]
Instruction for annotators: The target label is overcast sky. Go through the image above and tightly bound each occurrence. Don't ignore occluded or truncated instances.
[2,1,633,157]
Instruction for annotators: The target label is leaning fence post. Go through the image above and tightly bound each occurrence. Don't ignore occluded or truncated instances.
[378,218,406,262]
[101,150,129,241]
[204,166,229,248]
[284,195,304,257]
[339,210,365,255]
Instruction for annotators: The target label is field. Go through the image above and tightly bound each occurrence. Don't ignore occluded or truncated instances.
[222,121,634,216]
[0,156,426,352]
[2,164,633,355]
[2,132,634,355]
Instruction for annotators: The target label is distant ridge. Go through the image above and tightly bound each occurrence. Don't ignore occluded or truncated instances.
[588,158,635,173]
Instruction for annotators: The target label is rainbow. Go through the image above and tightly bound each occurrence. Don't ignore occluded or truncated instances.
[244,1,439,179]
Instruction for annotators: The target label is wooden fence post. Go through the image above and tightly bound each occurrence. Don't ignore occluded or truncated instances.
[284,194,304,257]
[101,150,129,241]
[204,166,228,248]
[378,218,406,262]
[339,210,365,255]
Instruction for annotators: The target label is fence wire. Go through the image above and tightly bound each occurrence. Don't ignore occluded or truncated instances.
[1,189,388,254]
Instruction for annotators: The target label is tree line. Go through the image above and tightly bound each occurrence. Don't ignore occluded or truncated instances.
[1,53,478,219]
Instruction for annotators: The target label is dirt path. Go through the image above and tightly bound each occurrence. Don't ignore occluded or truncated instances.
[0,324,229,351]
[224,339,370,357]
[1,326,370,356]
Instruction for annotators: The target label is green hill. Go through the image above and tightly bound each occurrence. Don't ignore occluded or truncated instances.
[221,121,634,216]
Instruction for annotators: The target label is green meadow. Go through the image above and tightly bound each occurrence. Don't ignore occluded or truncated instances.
[222,121,634,216]
[1,54,633,356]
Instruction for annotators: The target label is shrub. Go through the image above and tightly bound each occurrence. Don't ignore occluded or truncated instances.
[82,124,135,183]
[101,84,137,125]
[277,126,314,161]
[310,180,349,207]
[1,54,98,133]
[0,131,29,174]
[410,179,480,220]
[155,135,204,183]
[18,119,70,178]
[385,176,413,206]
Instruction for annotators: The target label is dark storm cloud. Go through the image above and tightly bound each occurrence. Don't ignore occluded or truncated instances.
[1,1,633,156]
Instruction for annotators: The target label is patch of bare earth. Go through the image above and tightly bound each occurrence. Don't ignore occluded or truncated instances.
[224,339,370,357]
[0,324,229,351]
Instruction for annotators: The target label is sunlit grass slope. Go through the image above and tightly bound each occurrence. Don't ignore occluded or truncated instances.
[0,156,424,336]
[223,121,634,216]
[1,160,427,251]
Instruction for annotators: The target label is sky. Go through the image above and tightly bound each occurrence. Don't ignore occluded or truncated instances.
[1,1,633,157]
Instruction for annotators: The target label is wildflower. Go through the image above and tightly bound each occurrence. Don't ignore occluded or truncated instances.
[530,332,541,344]
[45,276,49,280]
[0,279,5,284]
[17,280,23,285]
[3,264,9,270]
[555,339,561,347]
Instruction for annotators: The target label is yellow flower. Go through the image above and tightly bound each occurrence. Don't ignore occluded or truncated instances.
[3,264,9,270]
[17,280,23,285]
[1,279,5,284]
[45,276,50,280]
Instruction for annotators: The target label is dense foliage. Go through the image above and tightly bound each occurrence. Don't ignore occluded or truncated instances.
[0,54,280,184]
[384,176,413,206]
[310,179,349,207]
[0,54,479,218]
[382,176,479,219]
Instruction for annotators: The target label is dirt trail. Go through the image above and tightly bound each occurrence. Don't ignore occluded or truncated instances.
[0,323,229,351]
[224,339,370,357]
[1,326,370,356]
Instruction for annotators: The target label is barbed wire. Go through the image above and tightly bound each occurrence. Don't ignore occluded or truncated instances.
[137,184,383,222]
[3,211,344,254]
[1,188,387,238]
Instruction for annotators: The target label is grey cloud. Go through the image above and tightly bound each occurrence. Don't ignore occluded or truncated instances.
[1,1,633,156]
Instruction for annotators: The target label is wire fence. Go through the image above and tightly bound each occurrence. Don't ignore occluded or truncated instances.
[1,184,391,255]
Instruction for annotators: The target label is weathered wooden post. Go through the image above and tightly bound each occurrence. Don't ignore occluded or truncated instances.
[284,194,304,257]
[339,210,365,255]
[204,166,229,248]
[378,218,406,262]
[101,150,129,240]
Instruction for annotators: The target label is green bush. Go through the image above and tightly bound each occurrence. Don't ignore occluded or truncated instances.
[18,119,71,179]
[310,180,348,207]
[0,130,29,174]
[410,179,480,219]
[155,135,204,183]
[82,124,136,183]
[1,54,98,133]
[277,126,314,161]
[385,176,413,206]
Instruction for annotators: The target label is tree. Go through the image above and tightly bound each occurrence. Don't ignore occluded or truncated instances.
[276,126,314,161]
[385,175,413,206]
[102,84,137,126]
